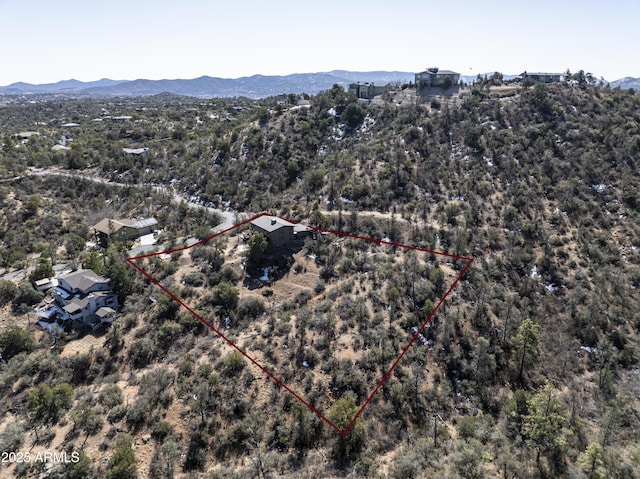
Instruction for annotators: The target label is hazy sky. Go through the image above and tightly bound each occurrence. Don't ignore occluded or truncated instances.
[0,0,637,85]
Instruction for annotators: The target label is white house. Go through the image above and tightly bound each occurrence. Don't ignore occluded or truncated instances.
[49,269,118,328]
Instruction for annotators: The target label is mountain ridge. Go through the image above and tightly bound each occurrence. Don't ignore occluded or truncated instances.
[2,71,638,98]
[0,71,414,98]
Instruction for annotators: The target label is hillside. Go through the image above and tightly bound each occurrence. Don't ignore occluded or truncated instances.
[0,80,639,478]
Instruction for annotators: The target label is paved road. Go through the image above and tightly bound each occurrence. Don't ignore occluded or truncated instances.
[28,168,239,232]
[0,266,34,282]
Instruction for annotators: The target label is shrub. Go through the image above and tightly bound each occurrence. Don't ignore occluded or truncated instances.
[107,433,137,479]
[0,324,35,360]
[0,279,18,305]
[0,422,25,452]
[26,383,74,426]
[128,338,155,369]
[237,296,265,321]
[220,351,245,377]
[182,272,205,287]
[99,384,124,409]
[13,281,44,308]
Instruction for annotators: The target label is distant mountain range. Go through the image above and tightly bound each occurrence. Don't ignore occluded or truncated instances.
[609,77,640,90]
[0,71,415,99]
[1,72,637,98]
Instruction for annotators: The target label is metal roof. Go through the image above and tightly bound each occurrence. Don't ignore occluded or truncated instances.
[132,218,158,229]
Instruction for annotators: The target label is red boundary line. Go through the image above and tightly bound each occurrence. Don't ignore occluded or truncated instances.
[127,212,473,435]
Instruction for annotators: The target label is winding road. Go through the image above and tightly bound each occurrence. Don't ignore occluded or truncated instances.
[27,168,240,232]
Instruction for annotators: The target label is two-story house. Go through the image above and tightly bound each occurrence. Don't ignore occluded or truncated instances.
[415,68,461,89]
[51,269,118,328]
[249,215,314,249]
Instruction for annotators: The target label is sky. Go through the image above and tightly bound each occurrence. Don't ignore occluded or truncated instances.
[0,0,638,86]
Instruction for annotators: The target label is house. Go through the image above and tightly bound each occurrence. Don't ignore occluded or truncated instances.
[38,269,118,328]
[16,131,40,139]
[123,147,149,156]
[34,277,57,292]
[521,72,563,83]
[348,82,387,100]
[249,215,313,249]
[415,68,461,89]
[93,217,158,247]
[51,144,70,153]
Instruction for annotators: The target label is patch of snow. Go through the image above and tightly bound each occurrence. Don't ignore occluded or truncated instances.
[591,184,606,193]
[303,361,309,368]
[546,283,558,292]
[530,266,539,279]
[260,267,270,281]
[580,346,597,354]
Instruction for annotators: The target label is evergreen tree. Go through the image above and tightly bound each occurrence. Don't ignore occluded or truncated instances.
[513,318,541,382]
[327,393,365,468]
[107,434,137,479]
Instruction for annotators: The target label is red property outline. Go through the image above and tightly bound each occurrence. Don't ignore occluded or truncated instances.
[127,212,473,435]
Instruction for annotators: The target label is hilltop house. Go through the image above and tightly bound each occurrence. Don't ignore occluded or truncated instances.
[521,72,563,83]
[348,82,387,100]
[123,147,149,156]
[249,215,313,249]
[93,217,157,247]
[415,68,461,89]
[16,131,40,140]
[37,269,118,329]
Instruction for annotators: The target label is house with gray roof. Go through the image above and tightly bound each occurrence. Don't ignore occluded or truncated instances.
[521,71,564,83]
[43,269,118,328]
[348,82,388,100]
[123,147,149,156]
[93,217,158,247]
[249,215,313,249]
[415,68,461,88]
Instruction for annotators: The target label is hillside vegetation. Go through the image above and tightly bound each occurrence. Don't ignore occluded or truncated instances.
[0,80,639,478]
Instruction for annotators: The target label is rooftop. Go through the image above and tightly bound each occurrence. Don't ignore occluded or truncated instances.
[132,218,158,229]
[250,215,296,233]
[59,269,110,292]
[93,217,157,235]
[417,69,459,76]
[523,72,564,76]
[62,297,89,314]
[123,147,149,155]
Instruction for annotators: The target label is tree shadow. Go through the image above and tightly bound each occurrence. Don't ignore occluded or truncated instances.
[243,244,303,290]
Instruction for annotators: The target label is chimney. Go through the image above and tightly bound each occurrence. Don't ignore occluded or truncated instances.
[271,219,276,225]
